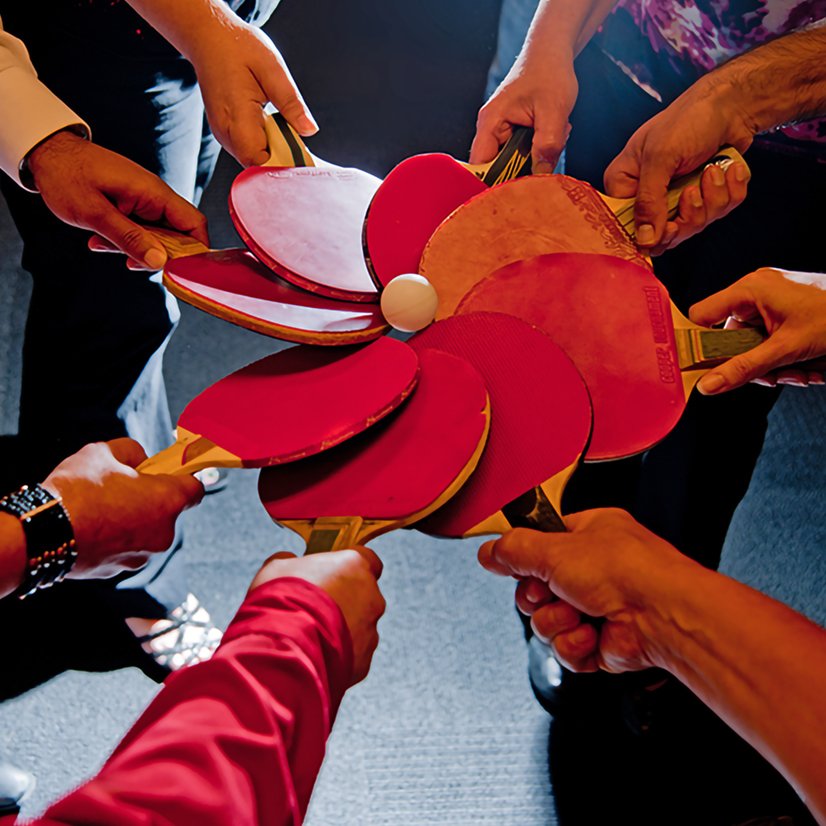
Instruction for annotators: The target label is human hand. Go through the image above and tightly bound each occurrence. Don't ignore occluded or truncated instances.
[250,546,386,684]
[187,19,316,168]
[691,268,826,394]
[471,51,577,174]
[603,74,753,252]
[27,130,209,271]
[478,509,696,673]
[41,439,204,579]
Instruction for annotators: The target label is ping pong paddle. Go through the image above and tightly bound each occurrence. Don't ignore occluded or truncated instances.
[152,229,389,345]
[409,313,592,537]
[229,113,382,303]
[258,348,491,554]
[137,338,419,476]
[456,253,764,460]
[422,148,749,319]
[362,128,533,287]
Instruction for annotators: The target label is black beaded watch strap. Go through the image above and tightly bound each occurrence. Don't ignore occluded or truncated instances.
[0,484,76,599]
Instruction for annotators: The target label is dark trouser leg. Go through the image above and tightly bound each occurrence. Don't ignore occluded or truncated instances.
[0,8,220,685]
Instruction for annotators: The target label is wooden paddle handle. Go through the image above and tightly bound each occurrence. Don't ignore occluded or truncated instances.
[501,486,567,533]
[137,430,242,476]
[263,112,314,168]
[675,326,765,370]
[463,126,534,186]
[151,227,211,260]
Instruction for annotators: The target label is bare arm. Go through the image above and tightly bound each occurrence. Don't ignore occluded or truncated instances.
[125,0,316,167]
[479,510,826,823]
[0,514,26,599]
[605,25,826,249]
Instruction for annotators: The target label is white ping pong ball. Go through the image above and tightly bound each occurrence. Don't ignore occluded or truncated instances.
[380,274,439,333]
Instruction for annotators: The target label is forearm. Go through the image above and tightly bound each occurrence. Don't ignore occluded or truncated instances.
[520,0,619,61]
[123,0,240,63]
[0,513,25,599]
[638,565,826,823]
[703,25,826,138]
[36,579,352,826]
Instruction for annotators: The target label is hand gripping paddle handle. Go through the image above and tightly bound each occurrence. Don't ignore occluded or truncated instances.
[611,146,750,240]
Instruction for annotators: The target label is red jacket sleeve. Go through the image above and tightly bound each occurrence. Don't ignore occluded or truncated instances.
[16,577,353,826]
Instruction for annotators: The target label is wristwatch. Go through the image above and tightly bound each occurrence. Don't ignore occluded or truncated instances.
[0,484,76,599]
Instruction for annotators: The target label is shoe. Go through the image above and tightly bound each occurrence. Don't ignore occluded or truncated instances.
[193,467,229,495]
[0,757,35,815]
[527,635,624,717]
[137,593,223,671]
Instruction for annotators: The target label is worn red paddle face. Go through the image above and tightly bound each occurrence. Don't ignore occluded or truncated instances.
[164,249,389,345]
[456,253,761,460]
[138,337,419,476]
[229,165,382,303]
[258,348,491,553]
[420,174,653,320]
[409,312,592,537]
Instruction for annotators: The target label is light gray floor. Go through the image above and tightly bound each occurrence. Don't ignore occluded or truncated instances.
[2,167,826,822]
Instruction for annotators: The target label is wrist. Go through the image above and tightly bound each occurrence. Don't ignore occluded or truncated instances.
[25,129,87,189]
[0,513,27,599]
[629,557,722,672]
[0,484,77,599]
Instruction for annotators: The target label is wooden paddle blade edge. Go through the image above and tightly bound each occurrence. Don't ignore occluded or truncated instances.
[162,274,390,345]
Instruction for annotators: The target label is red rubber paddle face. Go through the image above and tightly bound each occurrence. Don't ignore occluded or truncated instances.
[420,174,653,320]
[179,337,419,466]
[456,253,687,460]
[258,348,489,522]
[229,166,382,303]
[164,249,388,345]
[409,312,592,537]
[363,154,487,288]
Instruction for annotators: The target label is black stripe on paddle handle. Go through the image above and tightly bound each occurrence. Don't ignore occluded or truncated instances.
[502,486,567,533]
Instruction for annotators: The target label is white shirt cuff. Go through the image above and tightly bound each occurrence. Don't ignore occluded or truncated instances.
[0,65,90,191]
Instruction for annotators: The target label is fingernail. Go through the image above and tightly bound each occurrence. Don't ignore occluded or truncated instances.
[734,162,747,182]
[698,373,725,395]
[751,377,775,387]
[810,375,825,385]
[531,622,550,645]
[533,160,555,175]
[298,114,319,135]
[525,580,546,603]
[777,377,807,387]
[636,224,655,246]
[711,165,726,186]
[690,187,703,208]
[144,248,166,270]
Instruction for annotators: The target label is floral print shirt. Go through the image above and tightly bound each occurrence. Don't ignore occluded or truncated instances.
[604,0,826,145]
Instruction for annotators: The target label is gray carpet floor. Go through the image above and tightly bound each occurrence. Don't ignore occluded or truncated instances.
[1,0,825,822]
